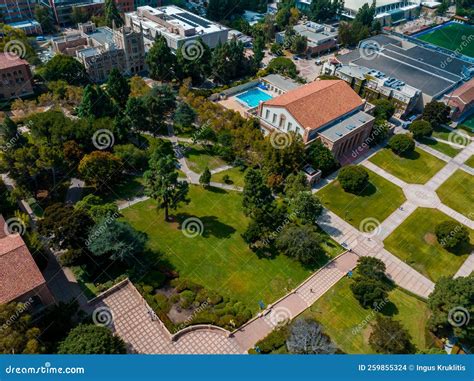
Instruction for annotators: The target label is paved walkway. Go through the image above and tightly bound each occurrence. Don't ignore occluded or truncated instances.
[92,252,358,354]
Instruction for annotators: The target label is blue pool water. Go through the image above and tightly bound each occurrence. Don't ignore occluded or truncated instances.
[236,88,273,108]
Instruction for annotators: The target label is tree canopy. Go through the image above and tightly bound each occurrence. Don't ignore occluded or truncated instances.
[40,54,88,85]
[58,324,126,354]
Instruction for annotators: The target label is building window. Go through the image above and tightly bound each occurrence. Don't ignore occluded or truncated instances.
[279,115,286,129]
[288,122,292,131]
[265,110,269,119]
[295,127,300,135]
[272,113,277,124]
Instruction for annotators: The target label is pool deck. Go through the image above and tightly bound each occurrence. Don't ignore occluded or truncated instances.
[218,87,278,117]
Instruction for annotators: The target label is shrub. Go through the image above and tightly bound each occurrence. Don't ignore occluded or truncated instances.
[179,290,196,309]
[222,174,231,184]
[409,120,433,140]
[59,249,84,266]
[338,165,369,193]
[350,278,388,309]
[255,327,289,354]
[58,324,126,354]
[388,134,415,156]
[435,221,469,249]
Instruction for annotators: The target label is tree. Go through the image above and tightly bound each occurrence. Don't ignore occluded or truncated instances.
[75,194,118,221]
[174,102,196,130]
[270,43,283,56]
[372,99,395,121]
[0,178,15,214]
[144,152,189,221]
[284,172,310,198]
[0,303,43,354]
[356,257,387,282]
[70,6,89,25]
[369,315,415,354]
[338,165,369,194]
[275,224,326,265]
[34,5,54,34]
[199,167,211,188]
[267,57,298,79]
[427,275,473,343]
[350,278,388,309]
[175,37,212,84]
[338,21,370,47]
[252,35,265,67]
[125,96,147,131]
[369,119,390,146]
[355,2,376,27]
[290,192,322,225]
[40,54,88,85]
[309,0,344,22]
[242,169,274,218]
[58,324,126,354]
[78,85,116,119]
[106,68,130,107]
[143,85,176,135]
[104,0,123,28]
[38,203,94,251]
[87,219,146,262]
[388,134,415,156]
[113,144,147,172]
[422,101,450,128]
[306,141,339,176]
[211,40,252,84]
[286,319,336,354]
[409,120,433,140]
[146,35,176,81]
[0,24,36,63]
[435,221,470,250]
[78,151,123,190]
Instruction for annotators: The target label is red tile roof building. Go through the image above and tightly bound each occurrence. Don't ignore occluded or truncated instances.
[444,79,474,121]
[258,80,375,163]
[0,215,54,306]
[0,53,34,101]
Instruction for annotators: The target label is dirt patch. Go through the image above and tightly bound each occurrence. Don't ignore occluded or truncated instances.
[155,285,177,298]
[424,233,437,245]
[168,305,194,324]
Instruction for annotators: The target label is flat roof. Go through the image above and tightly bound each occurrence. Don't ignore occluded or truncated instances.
[262,74,300,92]
[293,23,337,45]
[318,110,374,142]
[344,0,415,11]
[88,27,115,46]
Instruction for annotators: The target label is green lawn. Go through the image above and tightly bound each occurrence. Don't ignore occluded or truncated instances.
[212,167,246,187]
[122,186,343,312]
[303,277,431,353]
[436,170,473,219]
[417,23,474,58]
[432,127,470,146]
[102,175,145,204]
[460,116,474,135]
[384,208,473,282]
[418,137,462,158]
[183,144,226,174]
[465,156,474,168]
[369,148,445,184]
[317,169,405,230]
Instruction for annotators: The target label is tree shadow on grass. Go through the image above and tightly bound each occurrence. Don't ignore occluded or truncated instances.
[206,186,227,194]
[357,181,377,197]
[445,240,474,256]
[380,301,399,317]
[399,150,420,160]
[175,213,236,239]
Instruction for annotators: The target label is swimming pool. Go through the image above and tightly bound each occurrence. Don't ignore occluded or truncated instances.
[236,88,273,108]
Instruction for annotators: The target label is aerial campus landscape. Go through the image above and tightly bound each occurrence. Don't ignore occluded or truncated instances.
[0,0,473,359]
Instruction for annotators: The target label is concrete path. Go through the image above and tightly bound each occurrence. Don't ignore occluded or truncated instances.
[65,178,85,204]
[416,142,451,162]
[210,165,233,175]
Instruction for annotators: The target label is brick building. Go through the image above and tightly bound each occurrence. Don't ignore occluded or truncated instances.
[0,53,34,101]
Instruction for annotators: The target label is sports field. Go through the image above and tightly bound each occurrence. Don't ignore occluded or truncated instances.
[417,23,474,58]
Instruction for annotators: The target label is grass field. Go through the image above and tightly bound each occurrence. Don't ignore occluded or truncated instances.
[183,144,226,174]
[122,186,343,312]
[417,23,474,58]
[369,148,445,184]
[432,127,470,146]
[212,167,246,187]
[460,116,474,134]
[418,137,462,158]
[384,208,473,282]
[436,170,474,219]
[317,168,405,230]
[465,156,474,168]
[303,277,431,353]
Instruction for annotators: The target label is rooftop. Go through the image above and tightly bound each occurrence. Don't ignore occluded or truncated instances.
[293,22,337,46]
[263,80,364,131]
[0,216,48,304]
[262,74,301,92]
[318,110,374,142]
[0,53,29,70]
